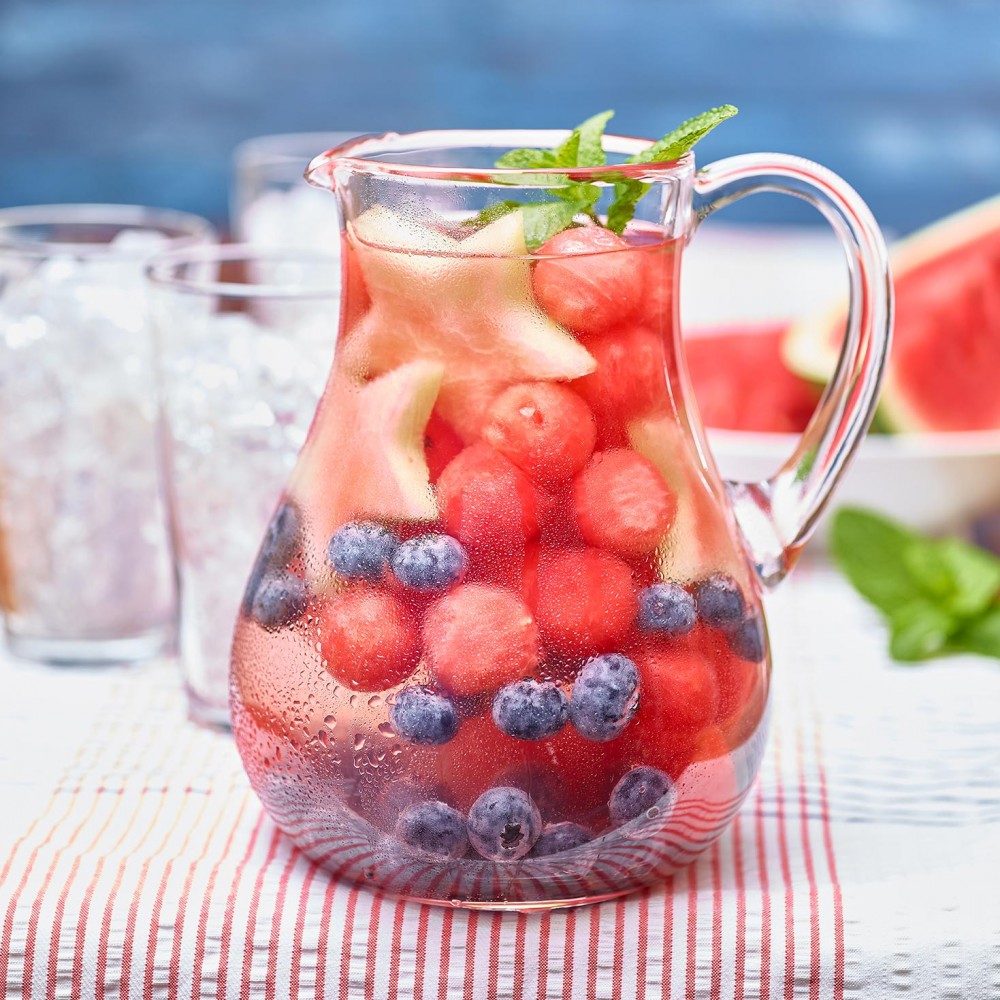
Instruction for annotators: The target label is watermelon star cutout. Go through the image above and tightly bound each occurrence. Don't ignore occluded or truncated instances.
[339,207,597,441]
[291,359,444,551]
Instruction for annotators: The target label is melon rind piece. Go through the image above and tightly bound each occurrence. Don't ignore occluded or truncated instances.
[628,414,745,584]
[782,192,1000,432]
[291,360,444,552]
[341,206,596,441]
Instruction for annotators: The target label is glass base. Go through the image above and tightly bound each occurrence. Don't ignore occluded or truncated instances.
[5,629,171,665]
[185,685,232,731]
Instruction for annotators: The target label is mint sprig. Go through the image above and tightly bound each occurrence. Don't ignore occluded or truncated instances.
[467,105,738,246]
[831,507,1000,662]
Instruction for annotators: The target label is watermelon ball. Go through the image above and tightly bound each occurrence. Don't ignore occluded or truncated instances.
[437,443,540,553]
[395,800,469,860]
[467,786,542,861]
[569,653,640,742]
[326,521,398,581]
[535,547,637,660]
[609,766,675,827]
[529,821,593,857]
[424,412,464,483]
[391,533,468,592]
[572,450,677,557]
[482,382,597,486]
[531,226,645,339]
[633,641,720,737]
[390,685,461,746]
[727,615,766,663]
[248,572,309,630]
[693,574,746,629]
[424,584,540,697]
[637,583,696,635]
[492,679,569,741]
[319,587,421,691]
[574,326,667,445]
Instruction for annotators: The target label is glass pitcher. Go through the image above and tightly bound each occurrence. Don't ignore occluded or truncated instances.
[229,129,891,909]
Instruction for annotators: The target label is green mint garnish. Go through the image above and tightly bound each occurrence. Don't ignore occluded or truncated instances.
[468,105,737,246]
[830,507,1000,662]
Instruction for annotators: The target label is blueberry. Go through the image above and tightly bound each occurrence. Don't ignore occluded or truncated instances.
[391,534,467,592]
[637,583,696,635]
[569,653,640,742]
[609,766,675,827]
[327,521,398,581]
[492,679,569,741]
[390,686,460,745]
[249,572,309,629]
[693,574,746,628]
[467,786,542,861]
[395,800,468,859]
[243,500,302,613]
[727,615,765,662]
[529,822,593,857]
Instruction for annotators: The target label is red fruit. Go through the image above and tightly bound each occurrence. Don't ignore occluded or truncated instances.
[633,640,720,737]
[640,242,679,329]
[686,326,820,434]
[531,226,645,338]
[424,412,464,483]
[436,443,539,552]
[534,547,636,660]
[482,382,597,485]
[572,450,677,557]
[424,584,540,696]
[574,326,669,445]
[319,586,421,691]
[469,538,541,608]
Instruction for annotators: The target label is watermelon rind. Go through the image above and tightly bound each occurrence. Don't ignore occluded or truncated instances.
[782,192,1000,433]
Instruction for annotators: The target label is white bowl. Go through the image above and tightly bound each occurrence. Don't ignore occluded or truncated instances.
[707,428,1000,545]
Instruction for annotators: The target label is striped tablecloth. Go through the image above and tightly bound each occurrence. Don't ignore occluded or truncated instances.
[2,558,1000,999]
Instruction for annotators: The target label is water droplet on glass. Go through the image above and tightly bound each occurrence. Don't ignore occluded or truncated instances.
[378,722,396,737]
[349,694,359,708]
[324,714,336,727]
[646,806,660,820]
[354,733,366,751]
[368,694,382,709]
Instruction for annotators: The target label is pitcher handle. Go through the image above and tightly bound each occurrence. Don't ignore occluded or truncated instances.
[691,154,893,588]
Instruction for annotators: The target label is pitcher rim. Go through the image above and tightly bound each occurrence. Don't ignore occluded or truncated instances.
[305,129,694,188]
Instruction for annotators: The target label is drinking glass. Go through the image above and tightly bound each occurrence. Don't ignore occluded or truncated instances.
[231,131,360,250]
[147,245,340,727]
[0,204,214,663]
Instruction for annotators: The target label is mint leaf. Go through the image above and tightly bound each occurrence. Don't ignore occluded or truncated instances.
[495,148,559,170]
[462,200,520,228]
[831,506,1000,664]
[830,508,925,615]
[559,110,614,167]
[606,179,648,236]
[888,600,955,661]
[471,105,736,240]
[629,105,739,165]
[950,606,1000,659]
[520,201,586,250]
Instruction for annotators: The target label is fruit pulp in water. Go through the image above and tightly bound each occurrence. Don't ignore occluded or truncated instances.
[230,210,770,906]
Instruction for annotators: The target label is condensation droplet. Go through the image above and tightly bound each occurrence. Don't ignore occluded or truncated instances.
[324,714,336,727]
[646,806,660,820]
[368,695,382,709]
[354,733,366,751]
[378,722,396,737]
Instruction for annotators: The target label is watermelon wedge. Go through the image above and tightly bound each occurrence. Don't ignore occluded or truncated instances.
[784,194,1000,432]
[685,324,820,434]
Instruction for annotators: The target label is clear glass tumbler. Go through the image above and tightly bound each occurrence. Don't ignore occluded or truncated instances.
[147,245,340,727]
[0,204,215,663]
[231,131,360,251]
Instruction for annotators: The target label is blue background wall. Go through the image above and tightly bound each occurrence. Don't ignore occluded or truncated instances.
[2,0,998,234]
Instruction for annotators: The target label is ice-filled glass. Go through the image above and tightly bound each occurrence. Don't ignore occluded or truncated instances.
[230,130,891,908]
